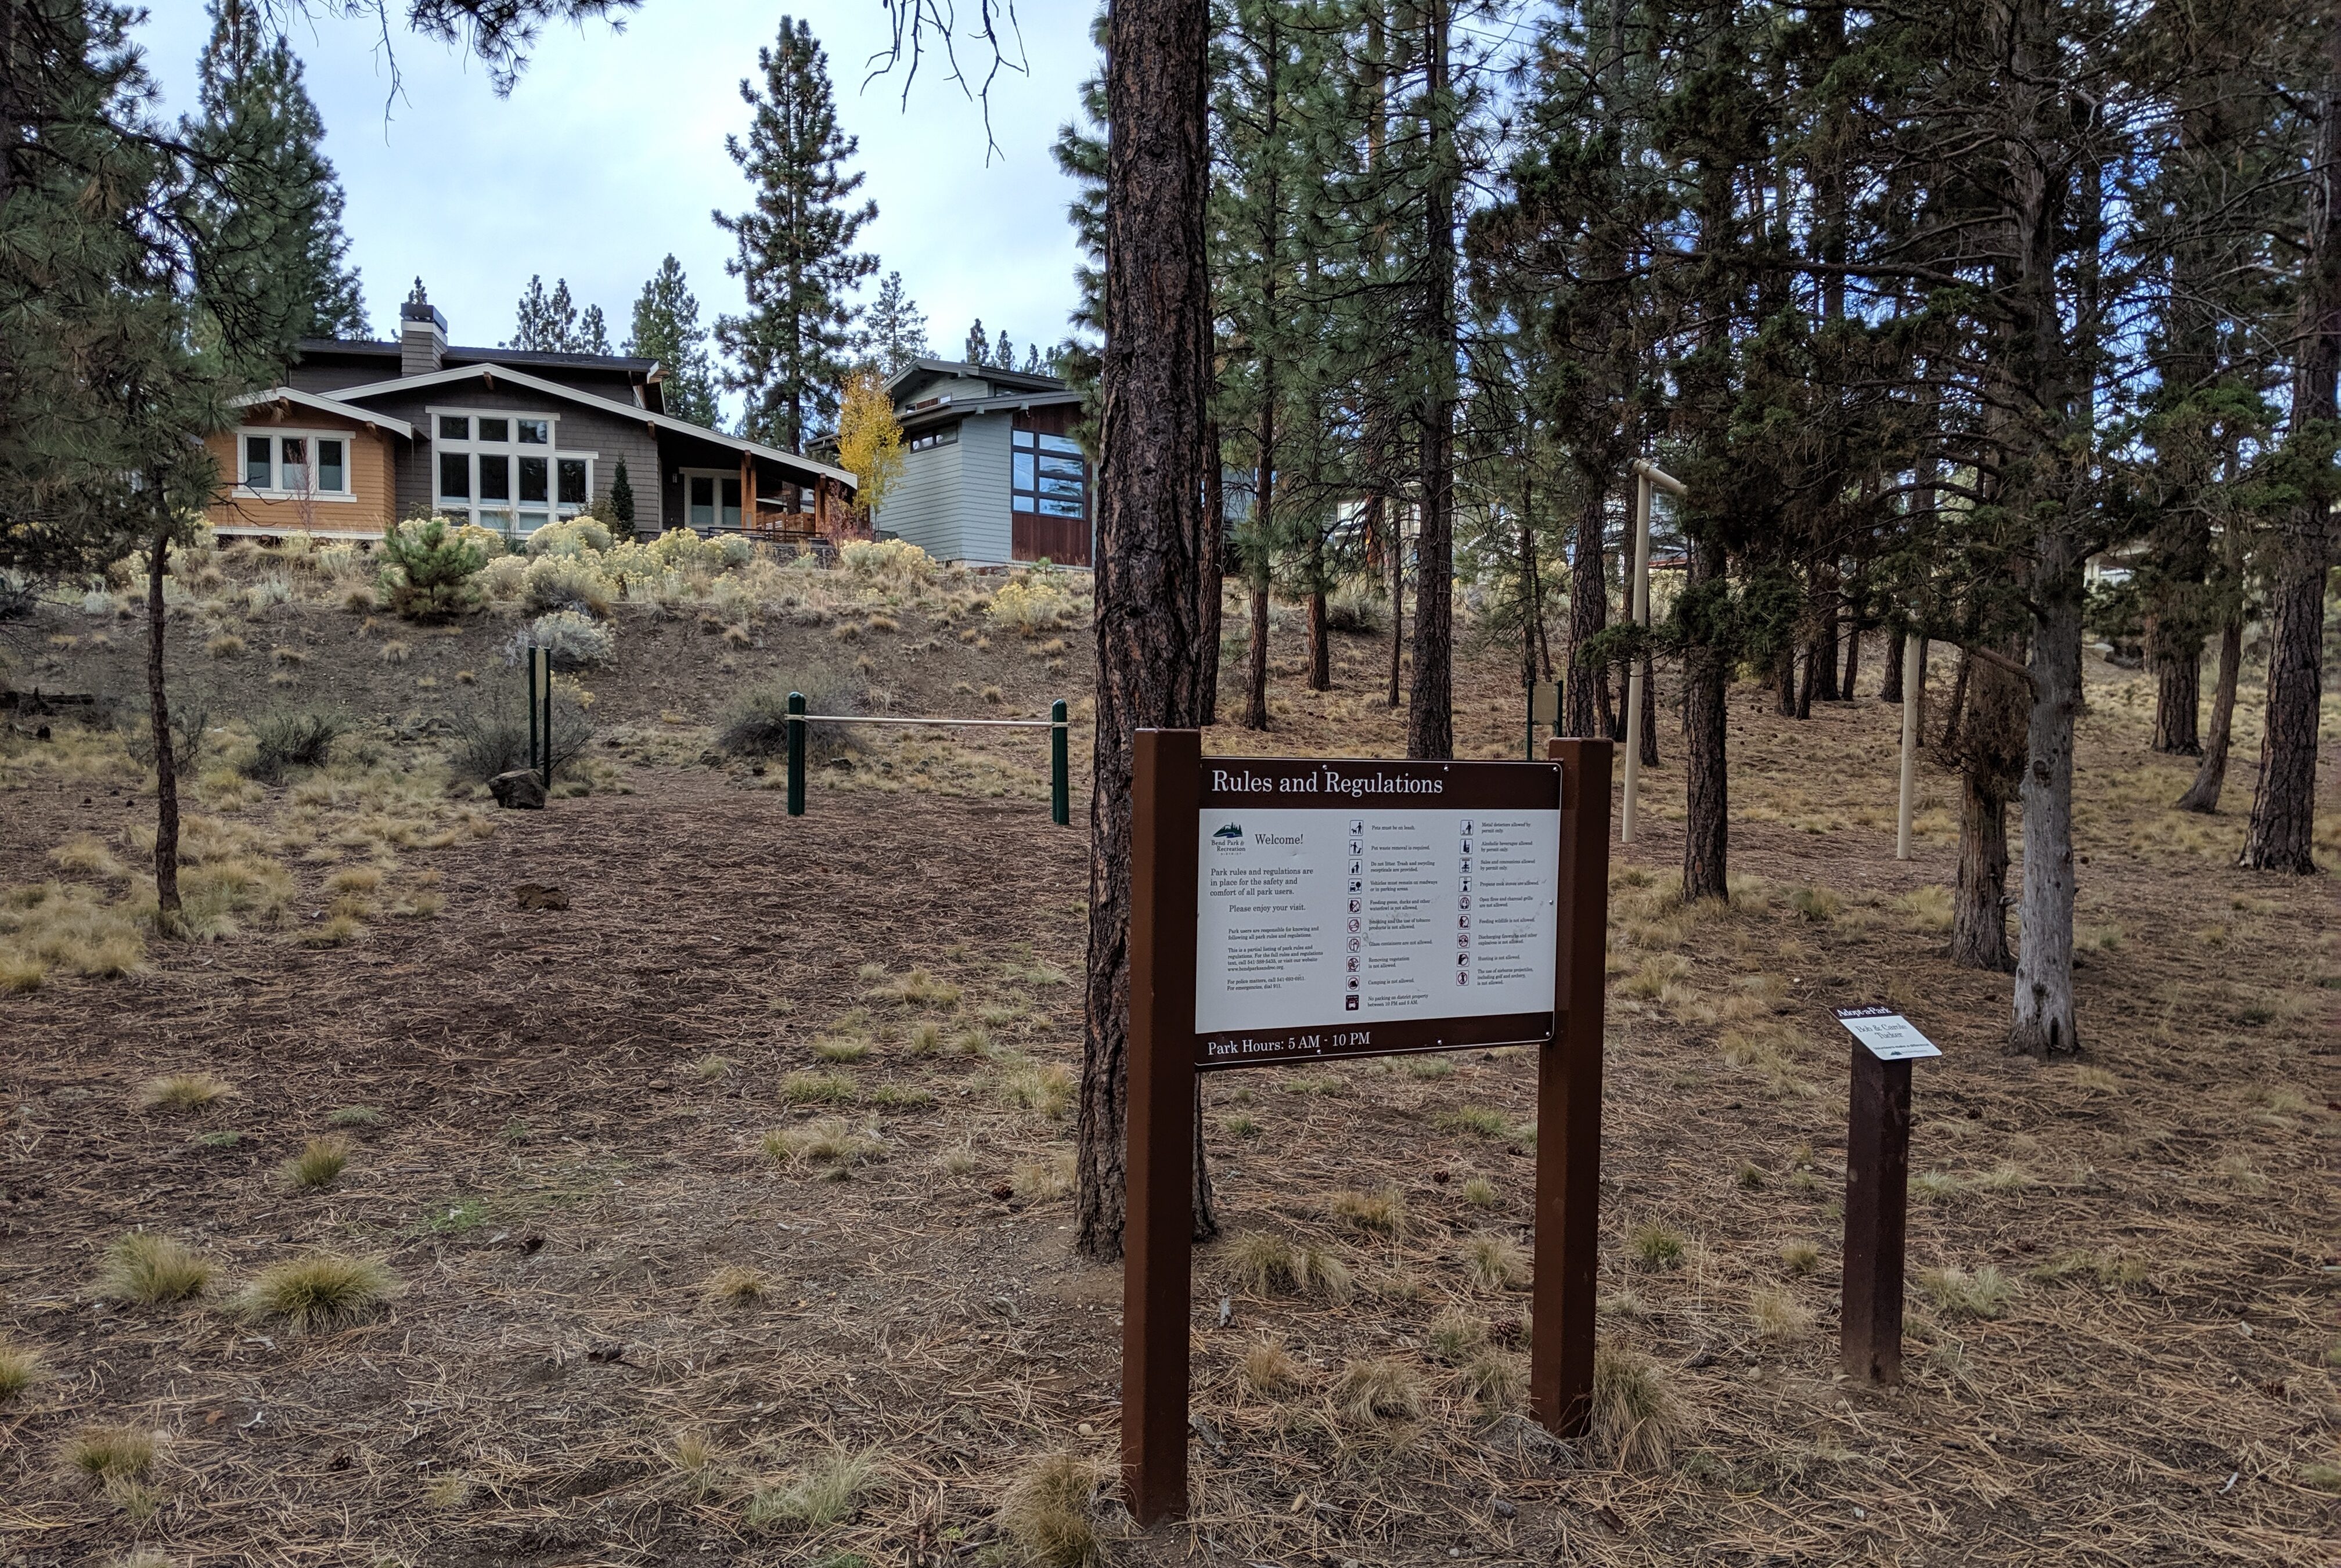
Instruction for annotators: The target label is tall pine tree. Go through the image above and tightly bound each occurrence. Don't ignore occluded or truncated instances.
[509,273,580,349]
[186,0,367,353]
[625,254,721,426]
[862,270,930,371]
[714,17,876,450]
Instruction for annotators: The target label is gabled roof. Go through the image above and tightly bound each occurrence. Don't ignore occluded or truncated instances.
[884,356,1067,399]
[294,338,662,377]
[326,361,856,491]
[229,386,416,439]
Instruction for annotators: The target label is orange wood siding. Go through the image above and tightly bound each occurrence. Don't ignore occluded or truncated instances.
[203,416,397,538]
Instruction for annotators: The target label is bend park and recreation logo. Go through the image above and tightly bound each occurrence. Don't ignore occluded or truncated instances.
[1213,822,1245,843]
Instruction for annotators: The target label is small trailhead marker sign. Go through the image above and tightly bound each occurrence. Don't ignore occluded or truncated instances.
[1832,1005,1942,1061]
[1831,1004,1939,1386]
[1121,731,1614,1527]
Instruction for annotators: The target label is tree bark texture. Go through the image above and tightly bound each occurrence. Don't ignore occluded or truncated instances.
[2176,614,2242,814]
[1880,623,1904,704]
[1244,583,1270,729]
[1404,0,1455,762]
[1637,650,1658,767]
[2241,15,2340,873]
[1078,0,1218,1263]
[1940,647,1970,750]
[1680,538,1729,903]
[2010,538,2083,1057]
[145,528,182,929]
[1948,655,2025,972]
[1842,618,1862,700]
[2148,639,2201,755]
[1198,421,1224,724]
[2239,541,2329,871]
[1564,486,1608,737]
[1385,495,1405,708]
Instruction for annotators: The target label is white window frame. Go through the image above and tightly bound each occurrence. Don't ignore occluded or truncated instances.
[427,405,595,539]
[233,426,356,503]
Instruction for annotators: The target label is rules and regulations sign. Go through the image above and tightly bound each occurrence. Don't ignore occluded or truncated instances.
[1832,1005,1942,1061]
[1193,758,1561,1068]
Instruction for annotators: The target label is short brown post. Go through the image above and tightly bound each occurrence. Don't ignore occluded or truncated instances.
[1532,738,1614,1436]
[1122,728,1201,1524]
[1841,1046,1912,1384]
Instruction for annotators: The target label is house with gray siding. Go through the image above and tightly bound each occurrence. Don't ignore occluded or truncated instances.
[872,359,1093,566]
[204,282,856,547]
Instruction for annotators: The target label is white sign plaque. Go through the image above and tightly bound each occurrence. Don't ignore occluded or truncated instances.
[1195,804,1561,1036]
[1832,1005,1941,1061]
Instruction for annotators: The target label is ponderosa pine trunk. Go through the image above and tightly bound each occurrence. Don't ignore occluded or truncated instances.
[2148,635,2201,755]
[2177,614,2242,813]
[1306,538,1329,693]
[1404,0,1455,762]
[2241,15,2340,873]
[1774,646,1796,717]
[1941,647,1970,749]
[1948,655,2025,972]
[1385,495,1404,708]
[1076,0,1217,1262]
[1880,622,1905,704]
[1563,485,1607,737]
[1244,580,1270,729]
[1638,649,1658,767]
[145,527,182,931]
[2010,536,2084,1057]
[2240,542,2330,871]
[1842,617,1861,699]
[1681,538,1729,903]
[1199,420,1224,724]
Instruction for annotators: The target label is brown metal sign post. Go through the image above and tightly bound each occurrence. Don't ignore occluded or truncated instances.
[1121,731,1612,1524]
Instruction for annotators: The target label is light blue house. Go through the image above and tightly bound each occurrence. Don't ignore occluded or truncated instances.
[874,359,1093,567]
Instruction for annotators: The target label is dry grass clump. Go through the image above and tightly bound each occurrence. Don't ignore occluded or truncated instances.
[66,1424,156,1482]
[869,965,961,1008]
[669,1431,728,1499]
[0,1336,46,1401]
[1011,1151,1075,1201]
[1326,1187,1406,1232]
[1425,1310,1488,1364]
[206,632,246,659]
[1462,1231,1529,1292]
[379,639,411,664]
[779,1070,856,1105]
[1238,1339,1301,1396]
[1459,1175,1500,1208]
[811,1034,871,1063]
[760,1116,884,1172]
[2033,1249,2148,1290]
[703,1265,772,1305]
[93,1232,214,1304]
[278,1134,351,1190]
[1461,1350,1526,1410]
[1787,884,1842,922]
[1892,885,1954,930]
[745,1446,879,1530]
[1781,1239,1821,1276]
[997,1058,1075,1119]
[1225,1232,1355,1302]
[0,882,147,978]
[997,1452,1108,1567]
[234,1251,401,1328]
[1749,1285,1814,1342]
[1593,1340,1681,1470]
[1332,1356,1426,1424]
[327,1104,383,1128]
[1434,1105,1512,1138]
[871,1081,936,1109]
[1630,1221,1687,1271]
[1918,1264,2015,1320]
[135,1070,232,1112]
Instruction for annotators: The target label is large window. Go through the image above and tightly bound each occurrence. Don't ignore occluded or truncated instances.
[682,470,743,529]
[1012,429,1086,520]
[235,429,352,502]
[430,406,594,539]
[909,423,959,453]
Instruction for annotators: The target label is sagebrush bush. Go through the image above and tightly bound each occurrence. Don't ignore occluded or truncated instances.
[379,516,487,619]
[479,554,527,600]
[523,517,613,557]
[988,578,1072,636]
[1324,579,1386,635]
[243,708,345,783]
[521,553,614,616]
[840,538,935,583]
[717,669,861,758]
[508,610,615,670]
[447,690,594,783]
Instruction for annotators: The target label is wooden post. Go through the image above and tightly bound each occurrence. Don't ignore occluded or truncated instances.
[1122,728,1201,1525]
[1842,1045,1912,1385]
[1896,630,1921,859]
[1533,737,1614,1436]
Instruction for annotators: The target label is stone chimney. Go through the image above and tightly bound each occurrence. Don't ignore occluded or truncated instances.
[400,277,446,377]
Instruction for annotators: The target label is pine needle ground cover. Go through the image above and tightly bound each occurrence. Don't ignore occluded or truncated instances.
[0,587,2333,1564]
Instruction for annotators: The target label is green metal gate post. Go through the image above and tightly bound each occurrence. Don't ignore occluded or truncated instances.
[527,646,542,779]
[786,691,806,817]
[1050,698,1070,826]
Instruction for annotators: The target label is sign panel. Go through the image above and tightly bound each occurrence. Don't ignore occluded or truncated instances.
[1832,1005,1941,1061]
[1530,682,1562,724]
[1194,758,1561,1068]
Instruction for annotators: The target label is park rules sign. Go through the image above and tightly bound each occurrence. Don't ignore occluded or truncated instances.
[1193,758,1562,1068]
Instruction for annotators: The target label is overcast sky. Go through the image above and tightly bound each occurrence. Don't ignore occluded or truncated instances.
[131,2,1093,401]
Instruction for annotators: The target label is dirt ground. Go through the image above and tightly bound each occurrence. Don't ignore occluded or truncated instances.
[2,582,2338,1567]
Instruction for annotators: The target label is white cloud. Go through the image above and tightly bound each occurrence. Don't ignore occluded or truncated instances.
[134,1,1093,391]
